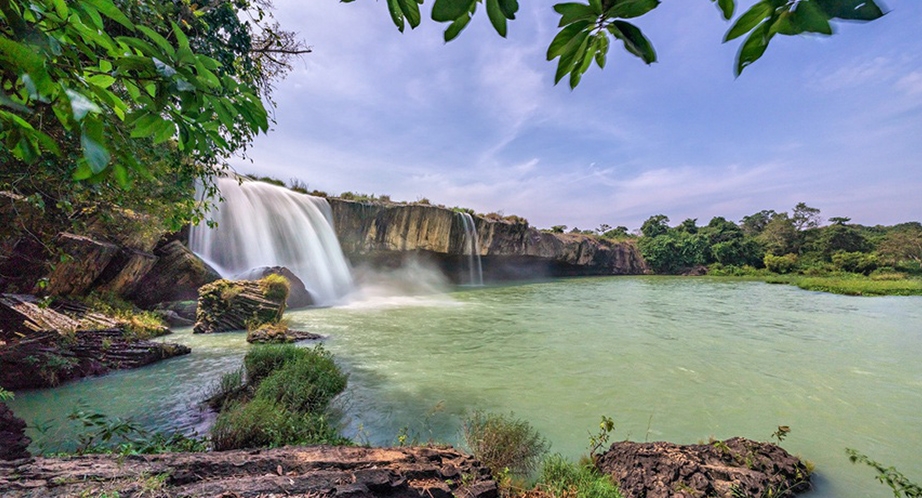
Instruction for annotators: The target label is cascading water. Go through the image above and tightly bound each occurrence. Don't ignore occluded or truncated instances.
[189,177,353,305]
[458,212,483,286]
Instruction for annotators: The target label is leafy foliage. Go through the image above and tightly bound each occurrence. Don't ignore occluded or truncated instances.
[355,0,886,87]
[65,407,207,455]
[846,449,922,498]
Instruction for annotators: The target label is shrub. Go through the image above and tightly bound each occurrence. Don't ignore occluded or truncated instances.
[259,274,290,302]
[210,398,347,450]
[462,411,549,478]
[832,251,879,275]
[764,253,798,274]
[539,454,622,498]
[255,347,348,412]
[243,344,308,384]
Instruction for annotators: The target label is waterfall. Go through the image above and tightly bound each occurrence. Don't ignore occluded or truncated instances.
[458,212,483,286]
[189,177,353,305]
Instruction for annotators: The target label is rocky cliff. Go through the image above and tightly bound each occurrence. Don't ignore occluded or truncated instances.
[328,199,648,281]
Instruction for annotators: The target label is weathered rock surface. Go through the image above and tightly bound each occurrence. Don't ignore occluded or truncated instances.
[0,445,498,498]
[194,279,287,334]
[132,240,222,306]
[0,403,30,462]
[595,438,812,498]
[235,266,314,308]
[247,327,322,344]
[328,199,648,280]
[0,294,190,389]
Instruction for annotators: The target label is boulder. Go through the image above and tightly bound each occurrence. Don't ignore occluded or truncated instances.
[131,240,221,306]
[234,266,314,308]
[193,278,288,334]
[0,403,30,461]
[595,438,812,498]
[39,233,120,296]
[247,325,322,344]
[0,445,498,497]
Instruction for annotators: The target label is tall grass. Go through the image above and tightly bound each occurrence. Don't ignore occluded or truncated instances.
[538,454,622,498]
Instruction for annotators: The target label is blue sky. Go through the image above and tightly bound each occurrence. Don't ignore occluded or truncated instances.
[230,0,922,232]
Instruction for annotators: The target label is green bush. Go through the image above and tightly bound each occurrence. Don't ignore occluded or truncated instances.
[764,253,798,274]
[255,348,348,412]
[539,454,622,498]
[211,398,346,450]
[462,411,549,478]
[259,274,290,302]
[832,251,879,275]
[243,344,308,384]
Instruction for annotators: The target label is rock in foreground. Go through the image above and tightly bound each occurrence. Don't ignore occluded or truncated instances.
[0,445,498,498]
[596,437,812,498]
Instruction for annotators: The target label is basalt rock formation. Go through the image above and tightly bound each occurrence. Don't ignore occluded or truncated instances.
[0,294,190,389]
[0,445,499,498]
[328,199,648,281]
[194,278,288,334]
[595,437,812,498]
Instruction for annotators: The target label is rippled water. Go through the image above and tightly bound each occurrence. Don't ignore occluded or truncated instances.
[8,277,921,497]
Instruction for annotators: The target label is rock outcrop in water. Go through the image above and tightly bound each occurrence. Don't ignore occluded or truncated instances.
[193,277,289,334]
[595,437,812,498]
[328,199,648,281]
[0,445,499,498]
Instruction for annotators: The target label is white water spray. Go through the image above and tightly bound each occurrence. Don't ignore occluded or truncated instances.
[189,177,353,305]
[458,212,483,286]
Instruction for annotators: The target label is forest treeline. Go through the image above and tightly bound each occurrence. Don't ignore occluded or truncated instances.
[605,203,920,278]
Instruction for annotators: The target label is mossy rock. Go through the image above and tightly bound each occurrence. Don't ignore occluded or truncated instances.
[193,277,289,334]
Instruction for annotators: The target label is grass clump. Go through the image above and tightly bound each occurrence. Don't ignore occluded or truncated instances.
[463,411,549,478]
[538,454,622,498]
[259,274,290,302]
[211,344,350,450]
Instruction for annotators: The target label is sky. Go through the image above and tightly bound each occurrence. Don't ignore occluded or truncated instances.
[229,0,922,232]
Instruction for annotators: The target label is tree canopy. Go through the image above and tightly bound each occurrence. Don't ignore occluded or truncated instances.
[357,0,888,88]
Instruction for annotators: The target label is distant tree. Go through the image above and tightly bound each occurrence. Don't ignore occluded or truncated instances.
[701,216,742,245]
[677,218,699,234]
[549,225,568,233]
[877,227,922,265]
[814,223,870,258]
[792,202,823,231]
[638,231,708,273]
[601,225,630,239]
[711,238,764,267]
[758,213,799,255]
[597,223,612,234]
[829,216,851,225]
[641,214,670,238]
[740,210,776,236]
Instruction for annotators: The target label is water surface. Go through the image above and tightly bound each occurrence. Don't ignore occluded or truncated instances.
[9,277,921,497]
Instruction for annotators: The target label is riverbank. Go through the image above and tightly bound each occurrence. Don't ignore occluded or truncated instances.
[702,273,922,296]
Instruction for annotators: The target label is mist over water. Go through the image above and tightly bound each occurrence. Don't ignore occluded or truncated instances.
[189,177,353,305]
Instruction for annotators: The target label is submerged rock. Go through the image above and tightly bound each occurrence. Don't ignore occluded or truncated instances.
[595,437,812,498]
[0,445,498,497]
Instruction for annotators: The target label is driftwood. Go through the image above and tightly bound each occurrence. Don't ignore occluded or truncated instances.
[0,445,499,498]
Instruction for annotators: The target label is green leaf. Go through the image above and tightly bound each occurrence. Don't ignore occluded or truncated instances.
[788,1,833,34]
[547,20,592,60]
[594,32,610,68]
[387,0,406,31]
[152,119,176,144]
[51,0,69,18]
[814,0,885,21]
[497,0,519,19]
[724,0,772,41]
[486,0,508,37]
[604,0,660,19]
[735,20,772,75]
[153,58,176,78]
[398,0,422,28]
[80,130,110,174]
[82,0,135,30]
[610,20,656,64]
[0,91,31,113]
[72,162,94,180]
[170,21,191,50]
[444,14,472,41]
[87,74,116,89]
[65,89,101,122]
[554,28,590,83]
[432,0,475,22]
[714,0,735,20]
[554,3,599,26]
[112,163,129,188]
[137,26,176,58]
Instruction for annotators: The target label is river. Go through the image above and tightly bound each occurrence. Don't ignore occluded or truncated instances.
[8,277,921,497]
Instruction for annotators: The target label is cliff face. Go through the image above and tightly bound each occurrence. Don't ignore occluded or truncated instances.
[328,199,648,280]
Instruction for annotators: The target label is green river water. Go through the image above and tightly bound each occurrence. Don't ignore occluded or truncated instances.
[7,277,922,497]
